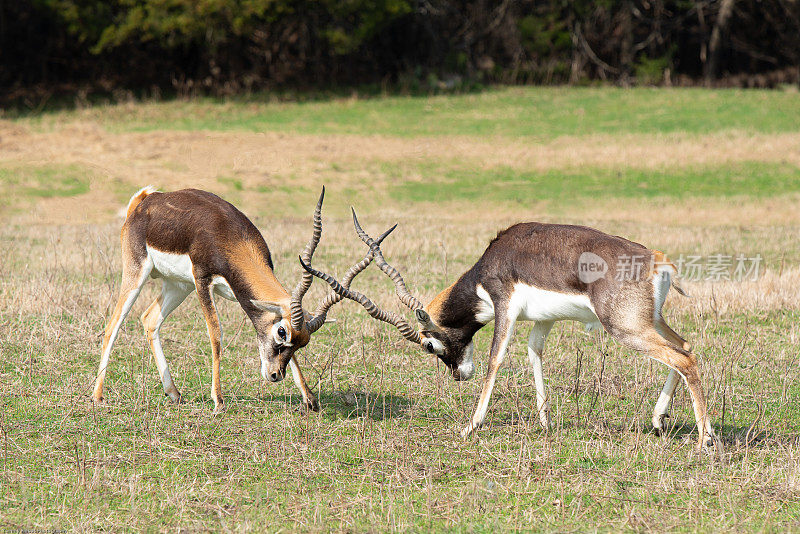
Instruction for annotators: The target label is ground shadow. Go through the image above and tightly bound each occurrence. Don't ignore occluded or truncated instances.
[317,390,413,422]
[647,421,791,450]
[193,390,413,422]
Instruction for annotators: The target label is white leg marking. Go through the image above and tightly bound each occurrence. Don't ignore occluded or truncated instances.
[528,320,554,429]
[652,369,680,430]
[461,320,516,437]
[288,356,318,411]
[288,357,309,404]
[95,258,153,393]
[148,281,193,400]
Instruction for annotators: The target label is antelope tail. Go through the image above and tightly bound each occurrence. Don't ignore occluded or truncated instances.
[124,185,158,219]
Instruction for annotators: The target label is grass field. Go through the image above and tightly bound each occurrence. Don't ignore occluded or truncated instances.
[2,87,800,531]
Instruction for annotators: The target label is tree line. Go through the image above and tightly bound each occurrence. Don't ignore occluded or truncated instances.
[3,0,799,104]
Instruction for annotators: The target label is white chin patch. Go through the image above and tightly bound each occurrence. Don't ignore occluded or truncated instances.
[260,360,269,380]
[457,361,475,380]
[457,342,475,380]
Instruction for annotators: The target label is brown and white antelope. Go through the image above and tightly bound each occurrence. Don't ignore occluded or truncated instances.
[93,186,394,412]
[301,215,721,452]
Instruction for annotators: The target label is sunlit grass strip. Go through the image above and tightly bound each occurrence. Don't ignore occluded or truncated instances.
[388,161,800,203]
[14,87,800,138]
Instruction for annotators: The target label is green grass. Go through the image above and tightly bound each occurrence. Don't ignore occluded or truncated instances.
[1,164,90,199]
[17,87,800,138]
[389,161,798,204]
[0,163,93,217]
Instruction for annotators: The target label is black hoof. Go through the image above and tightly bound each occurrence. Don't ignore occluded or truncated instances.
[653,414,669,435]
[301,397,320,414]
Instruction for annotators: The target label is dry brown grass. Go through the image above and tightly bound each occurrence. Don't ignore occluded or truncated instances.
[3,119,800,225]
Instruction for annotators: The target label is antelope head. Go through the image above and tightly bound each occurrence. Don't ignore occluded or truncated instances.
[254,189,397,382]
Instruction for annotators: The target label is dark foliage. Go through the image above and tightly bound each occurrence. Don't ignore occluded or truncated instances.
[2,0,799,103]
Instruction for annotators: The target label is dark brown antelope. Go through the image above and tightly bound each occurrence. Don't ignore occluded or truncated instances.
[301,214,721,452]
[93,186,394,412]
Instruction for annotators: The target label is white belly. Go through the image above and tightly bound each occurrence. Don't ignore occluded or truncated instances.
[512,283,600,323]
[476,282,601,325]
[147,247,236,300]
[148,247,194,282]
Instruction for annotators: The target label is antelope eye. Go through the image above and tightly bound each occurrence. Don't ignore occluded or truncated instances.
[277,326,287,341]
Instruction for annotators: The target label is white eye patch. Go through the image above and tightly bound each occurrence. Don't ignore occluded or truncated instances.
[421,337,444,355]
[271,319,293,346]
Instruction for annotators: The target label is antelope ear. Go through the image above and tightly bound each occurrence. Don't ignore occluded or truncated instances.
[251,300,283,316]
[415,309,434,329]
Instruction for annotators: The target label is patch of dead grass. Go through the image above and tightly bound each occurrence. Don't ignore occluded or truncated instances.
[670,267,800,315]
[2,120,800,226]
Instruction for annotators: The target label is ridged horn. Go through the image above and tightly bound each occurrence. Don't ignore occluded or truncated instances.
[289,186,325,331]
[351,209,425,311]
[298,256,421,344]
[305,224,397,334]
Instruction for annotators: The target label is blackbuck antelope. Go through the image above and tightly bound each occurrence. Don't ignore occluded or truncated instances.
[93,186,394,412]
[301,215,721,452]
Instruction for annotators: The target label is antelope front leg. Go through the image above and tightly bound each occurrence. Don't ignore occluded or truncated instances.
[288,356,319,412]
[195,278,224,412]
[528,320,554,430]
[461,315,516,437]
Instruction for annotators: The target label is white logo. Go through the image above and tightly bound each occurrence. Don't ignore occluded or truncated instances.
[578,252,608,283]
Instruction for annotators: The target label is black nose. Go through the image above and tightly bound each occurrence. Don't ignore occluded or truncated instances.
[270,372,280,382]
